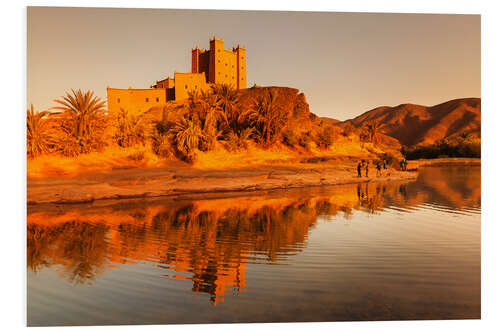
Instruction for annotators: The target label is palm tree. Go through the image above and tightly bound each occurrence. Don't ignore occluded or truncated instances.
[244,89,287,147]
[363,121,386,144]
[212,83,239,128]
[112,108,149,147]
[172,117,204,162]
[52,89,107,155]
[52,89,106,138]
[186,90,225,151]
[26,104,52,158]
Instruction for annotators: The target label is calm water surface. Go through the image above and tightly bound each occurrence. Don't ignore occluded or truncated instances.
[27,166,481,326]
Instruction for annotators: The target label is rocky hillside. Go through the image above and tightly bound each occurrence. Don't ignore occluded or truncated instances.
[340,98,481,146]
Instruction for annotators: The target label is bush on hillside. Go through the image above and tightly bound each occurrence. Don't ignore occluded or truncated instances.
[401,135,480,160]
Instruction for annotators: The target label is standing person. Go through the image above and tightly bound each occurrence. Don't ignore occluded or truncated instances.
[376,162,382,177]
[404,159,408,171]
[365,161,369,177]
[357,161,362,178]
[400,159,405,171]
[383,159,387,170]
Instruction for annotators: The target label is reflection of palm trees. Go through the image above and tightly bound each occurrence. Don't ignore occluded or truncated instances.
[27,185,397,291]
[27,221,109,285]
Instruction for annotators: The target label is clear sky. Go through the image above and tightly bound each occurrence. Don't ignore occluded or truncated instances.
[27,7,480,120]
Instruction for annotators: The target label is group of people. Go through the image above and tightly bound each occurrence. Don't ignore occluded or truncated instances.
[399,158,408,171]
[357,159,387,178]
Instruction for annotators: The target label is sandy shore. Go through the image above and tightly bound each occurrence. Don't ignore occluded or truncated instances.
[28,161,418,205]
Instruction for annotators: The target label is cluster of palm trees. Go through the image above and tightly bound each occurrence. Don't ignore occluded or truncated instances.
[27,89,107,158]
[27,84,385,162]
[27,84,292,161]
[149,84,292,161]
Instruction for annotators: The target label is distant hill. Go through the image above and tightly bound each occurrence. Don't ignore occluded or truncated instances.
[340,98,481,146]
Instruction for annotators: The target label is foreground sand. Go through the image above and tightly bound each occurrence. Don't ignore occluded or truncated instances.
[28,159,417,205]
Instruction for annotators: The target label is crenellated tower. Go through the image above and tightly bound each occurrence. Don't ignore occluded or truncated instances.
[233,45,246,90]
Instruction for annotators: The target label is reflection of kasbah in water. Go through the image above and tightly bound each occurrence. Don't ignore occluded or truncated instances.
[27,169,479,305]
[28,187,360,305]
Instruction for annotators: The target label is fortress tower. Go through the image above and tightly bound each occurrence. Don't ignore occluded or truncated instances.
[108,37,247,115]
[191,36,246,89]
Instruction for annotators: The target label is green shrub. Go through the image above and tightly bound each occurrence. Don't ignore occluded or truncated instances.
[298,132,313,148]
[315,125,337,149]
[401,135,481,160]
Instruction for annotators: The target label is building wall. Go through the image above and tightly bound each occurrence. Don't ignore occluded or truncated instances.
[155,77,175,89]
[173,72,211,101]
[107,87,167,116]
[235,46,246,89]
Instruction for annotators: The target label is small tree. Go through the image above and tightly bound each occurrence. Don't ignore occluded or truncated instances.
[363,121,386,144]
[315,125,337,149]
[52,89,107,156]
[27,104,52,158]
[172,117,204,162]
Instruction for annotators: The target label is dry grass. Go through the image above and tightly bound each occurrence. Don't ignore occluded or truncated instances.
[194,142,296,169]
[27,145,166,178]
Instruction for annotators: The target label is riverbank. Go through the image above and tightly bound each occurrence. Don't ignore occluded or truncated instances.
[27,160,417,205]
[407,157,481,169]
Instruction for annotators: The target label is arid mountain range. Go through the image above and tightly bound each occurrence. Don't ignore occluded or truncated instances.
[338,98,481,147]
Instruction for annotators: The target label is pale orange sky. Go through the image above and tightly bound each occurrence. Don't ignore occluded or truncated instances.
[27,7,480,120]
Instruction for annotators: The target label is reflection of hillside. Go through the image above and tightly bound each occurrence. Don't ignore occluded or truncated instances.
[413,166,481,209]
[380,167,481,210]
[27,166,480,304]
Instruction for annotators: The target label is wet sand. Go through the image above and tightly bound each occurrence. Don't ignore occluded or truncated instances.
[28,162,417,205]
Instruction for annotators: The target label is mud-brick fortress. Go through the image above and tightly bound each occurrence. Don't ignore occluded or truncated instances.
[107,37,246,115]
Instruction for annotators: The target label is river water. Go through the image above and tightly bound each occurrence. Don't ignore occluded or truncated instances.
[27,166,481,326]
